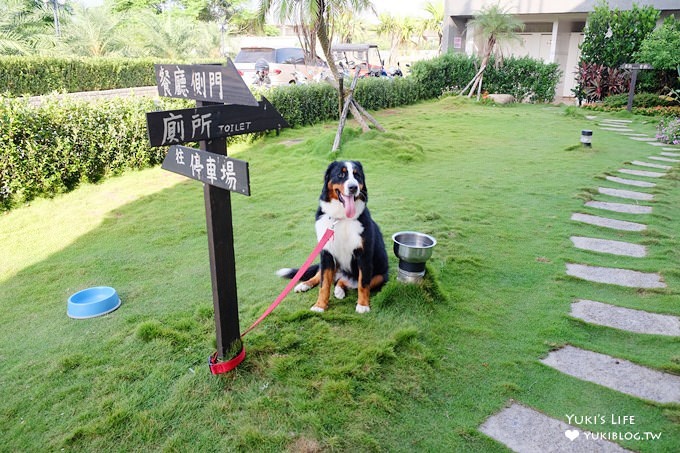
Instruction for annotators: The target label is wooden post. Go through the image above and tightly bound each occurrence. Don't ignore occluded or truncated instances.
[621,63,653,112]
[626,69,639,113]
[332,68,361,152]
[199,100,241,360]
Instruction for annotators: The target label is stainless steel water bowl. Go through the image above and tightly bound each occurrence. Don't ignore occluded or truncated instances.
[392,231,437,283]
[393,231,437,262]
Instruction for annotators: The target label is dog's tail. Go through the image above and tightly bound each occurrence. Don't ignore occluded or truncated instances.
[276,264,319,281]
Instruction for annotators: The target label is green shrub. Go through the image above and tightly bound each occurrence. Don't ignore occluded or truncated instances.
[0,57,158,97]
[579,2,659,68]
[410,53,478,99]
[410,53,560,103]
[602,92,676,108]
[0,97,171,210]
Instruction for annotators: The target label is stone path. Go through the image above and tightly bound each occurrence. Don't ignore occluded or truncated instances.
[478,117,679,451]
[631,160,671,170]
[570,300,680,336]
[597,187,653,201]
[570,213,646,231]
[618,168,666,178]
[566,263,666,288]
[480,403,631,453]
[541,346,680,404]
[605,176,656,188]
[584,201,652,214]
[648,156,679,163]
[570,236,646,257]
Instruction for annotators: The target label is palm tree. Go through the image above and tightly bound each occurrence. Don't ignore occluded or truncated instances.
[421,1,443,54]
[460,2,524,99]
[58,5,128,57]
[257,0,373,82]
[375,14,398,63]
[0,0,50,55]
[258,0,379,140]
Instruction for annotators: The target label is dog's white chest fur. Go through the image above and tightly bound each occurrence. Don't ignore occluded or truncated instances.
[316,214,364,271]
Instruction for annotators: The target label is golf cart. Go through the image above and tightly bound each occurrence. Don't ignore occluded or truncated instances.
[331,43,387,78]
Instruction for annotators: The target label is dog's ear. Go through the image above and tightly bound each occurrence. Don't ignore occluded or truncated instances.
[320,163,334,202]
[353,161,368,202]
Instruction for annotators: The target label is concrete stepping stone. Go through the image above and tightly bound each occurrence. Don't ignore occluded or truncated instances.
[618,168,666,178]
[479,403,631,453]
[648,155,680,163]
[602,119,632,123]
[584,201,652,214]
[620,132,648,136]
[566,263,666,288]
[629,137,657,142]
[661,151,680,156]
[570,213,646,231]
[598,123,633,132]
[631,160,671,170]
[541,346,680,403]
[571,300,680,336]
[605,176,656,188]
[598,187,653,201]
[570,237,646,257]
[647,142,666,147]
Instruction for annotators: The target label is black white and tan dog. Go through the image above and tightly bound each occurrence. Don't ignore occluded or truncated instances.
[277,161,389,313]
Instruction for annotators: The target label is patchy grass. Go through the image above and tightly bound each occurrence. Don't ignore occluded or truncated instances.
[1,99,678,451]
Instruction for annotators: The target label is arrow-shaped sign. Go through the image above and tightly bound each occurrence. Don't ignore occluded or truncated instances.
[162,145,250,195]
[146,97,289,147]
[154,59,258,106]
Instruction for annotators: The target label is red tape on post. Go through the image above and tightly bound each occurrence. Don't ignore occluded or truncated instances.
[208,228,335,374]
[209,346,246,374]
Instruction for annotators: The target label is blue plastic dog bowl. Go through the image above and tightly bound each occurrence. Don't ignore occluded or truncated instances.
[67,286,121,319]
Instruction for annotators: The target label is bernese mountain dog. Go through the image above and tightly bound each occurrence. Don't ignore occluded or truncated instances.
[277,160,389,313]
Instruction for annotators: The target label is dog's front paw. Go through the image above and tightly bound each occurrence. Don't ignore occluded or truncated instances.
[310,305,325,313]
[295,283,311,293]
[355,304,371,314]
[334,284,346,299]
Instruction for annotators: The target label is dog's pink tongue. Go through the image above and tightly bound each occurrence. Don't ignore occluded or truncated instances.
[344,195,356,218]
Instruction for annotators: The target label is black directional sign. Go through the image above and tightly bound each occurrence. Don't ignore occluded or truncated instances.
[162,145,250,196]
[146,97,289,147]
[154,59,258,106]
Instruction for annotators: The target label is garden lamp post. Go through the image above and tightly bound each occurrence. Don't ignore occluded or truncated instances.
[43,0,66,37]
[581,130,593,147]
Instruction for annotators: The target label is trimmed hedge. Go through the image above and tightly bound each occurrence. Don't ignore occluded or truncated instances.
[0,97,174,210]
[266,76,422,127]
[410,52,561,103]
[1,53,562,211]
[0,57,157,96]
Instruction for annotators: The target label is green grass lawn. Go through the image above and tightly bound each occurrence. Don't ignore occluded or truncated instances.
[1,98,678,451]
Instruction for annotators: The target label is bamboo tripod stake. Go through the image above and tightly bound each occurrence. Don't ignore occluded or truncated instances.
[332,68,385,152]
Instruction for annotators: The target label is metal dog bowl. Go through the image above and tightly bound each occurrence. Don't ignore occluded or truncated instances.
[67,286,121,319]
[392,231,437,283]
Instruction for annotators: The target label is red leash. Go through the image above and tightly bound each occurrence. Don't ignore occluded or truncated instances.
[209,227,335,374]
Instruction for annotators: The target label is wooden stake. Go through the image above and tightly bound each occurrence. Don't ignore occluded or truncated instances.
[332,68,362,152]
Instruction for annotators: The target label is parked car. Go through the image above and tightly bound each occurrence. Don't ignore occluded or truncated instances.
[234,47,327,86]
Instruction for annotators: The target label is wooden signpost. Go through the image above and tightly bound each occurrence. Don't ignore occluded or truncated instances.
[621,63,654,112]
[147,60,289,373]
